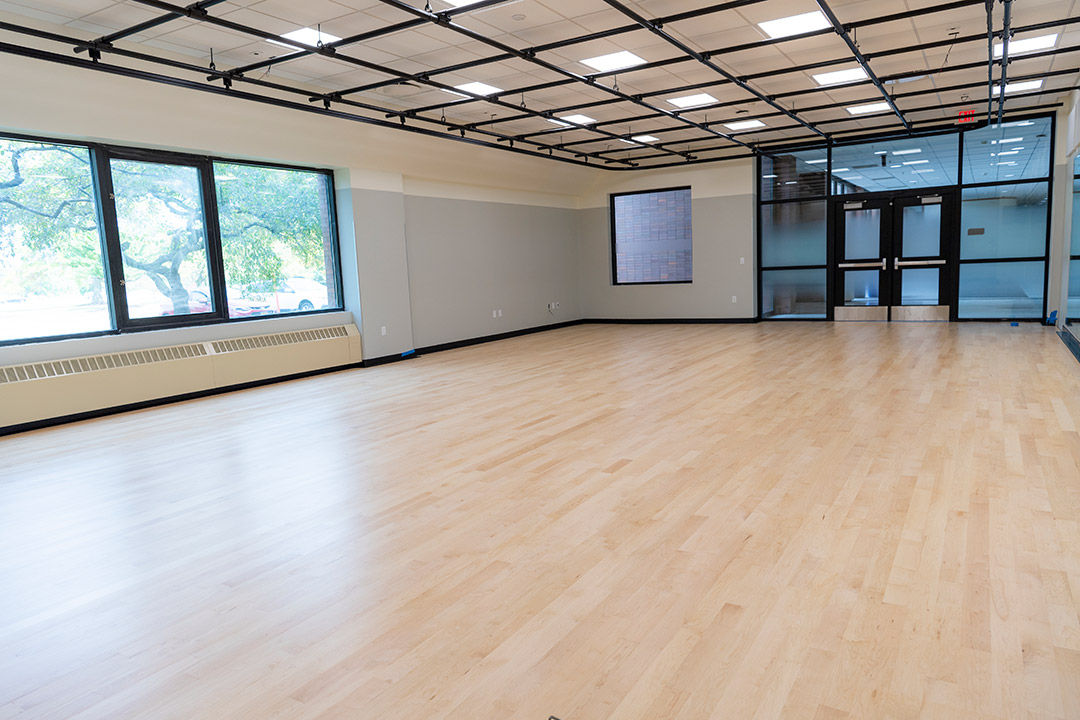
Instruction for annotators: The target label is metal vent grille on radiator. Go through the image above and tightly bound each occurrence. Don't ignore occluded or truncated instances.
[210,326,348,353]
[0,325,350,385]
[0,344,207,384]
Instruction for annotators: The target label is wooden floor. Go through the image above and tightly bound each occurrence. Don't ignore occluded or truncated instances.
[2,323,1080,720]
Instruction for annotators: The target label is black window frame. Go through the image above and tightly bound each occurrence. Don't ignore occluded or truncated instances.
[756,111,1057,322]
[610,185,693,286]
[0,131,343,348]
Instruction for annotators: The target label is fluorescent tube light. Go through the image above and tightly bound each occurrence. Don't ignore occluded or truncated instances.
[812,67,867,86]
[550,114,596,126]
[668,93,717,109]
[445,81,502,97]
[892,149,922,155]
[758,11,831,39]
[994,34,1057,57]
[632,135,659,143]
[902,160,929,165]
[846,102,892,115]
[724,119,766,131]
[581,51,646,73]
[991,80,1043,96]
[269,27,342,49]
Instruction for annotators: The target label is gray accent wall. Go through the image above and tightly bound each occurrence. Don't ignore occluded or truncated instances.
[577,195,756,319]
[403,196,580,348]
[346,188,416,359]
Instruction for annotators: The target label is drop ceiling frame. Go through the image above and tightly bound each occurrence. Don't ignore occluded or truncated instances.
[0,0,1075,170]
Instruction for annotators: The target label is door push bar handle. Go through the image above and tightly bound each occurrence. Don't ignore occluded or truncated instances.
[894,258,947,267]
[838,258,887,270]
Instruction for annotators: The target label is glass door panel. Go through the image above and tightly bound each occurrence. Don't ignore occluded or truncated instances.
[844,208,882,259]
[901,204,941,257]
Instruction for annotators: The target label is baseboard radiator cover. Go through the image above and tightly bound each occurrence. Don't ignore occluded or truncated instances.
[0,324,363,428]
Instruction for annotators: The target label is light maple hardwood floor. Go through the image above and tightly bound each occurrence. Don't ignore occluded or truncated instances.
[2,322,1080,720]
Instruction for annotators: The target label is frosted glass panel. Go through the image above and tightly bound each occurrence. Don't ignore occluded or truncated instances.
[901,269,939,306]
[844,208,881,259]
[958,261,1044,318]
[902,205,941,257]
[1072,177,1079,255]
[762,268,826,318]
[843,270,880,306]
[760,149,828,201]
[760,201,826,267]
[960,184,1048,259]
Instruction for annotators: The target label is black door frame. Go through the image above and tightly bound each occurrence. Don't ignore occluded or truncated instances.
[828,187,960,321]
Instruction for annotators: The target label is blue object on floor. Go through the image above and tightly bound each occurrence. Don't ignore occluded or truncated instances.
[1011,322,1019,327]
[402,349,416,357]
[1047,310,1058,325]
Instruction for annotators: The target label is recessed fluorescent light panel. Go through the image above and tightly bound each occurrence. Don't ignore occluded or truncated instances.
[668,93,717,109]
[846,102,892,115]
[443,0,485,6]
[549,114,596,126]
[724,119,766,131]
[445,81,502,97]
[806,159,828,164]
[269,27,342,49]
[902,160,929,165]
[632,135,659,143]
[812,67,868,86]
[991,79,1043,96]
[892,149,922,156]
[994,33,1057,57]
[581,50,646,73]
[758,11,831,39]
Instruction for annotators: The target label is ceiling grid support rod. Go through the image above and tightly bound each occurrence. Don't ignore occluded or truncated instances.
[581,67,1079,157]
[986,0,995,120]
[598,0,826,138]
[997,0,1013,123]
[437,0,1032,134]
[0,39,610,169]
[345,0,776,100]
[368,0,757,154]
[121,0,648,165]
[74,0,228,55]
[0,20,625,167]
[221,0,513,81]
[814,0,910,131]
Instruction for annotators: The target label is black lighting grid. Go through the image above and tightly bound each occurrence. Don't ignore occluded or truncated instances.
[0,0,1078,170]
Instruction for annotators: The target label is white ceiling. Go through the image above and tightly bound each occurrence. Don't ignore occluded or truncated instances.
[0,0,1076,168]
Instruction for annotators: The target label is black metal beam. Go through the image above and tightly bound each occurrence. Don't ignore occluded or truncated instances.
[219,0,514,82]
[986,0,995,121]
[120,0,662,164]
[388,0,983,120]
[435,2,1080,136]
[367,0,757,155]
[814,0,910,131]
[74,0,228,55]
[558,47,1080,154]
[599,0,826,139]
[0,39,609,169]
[997,0,1013,124]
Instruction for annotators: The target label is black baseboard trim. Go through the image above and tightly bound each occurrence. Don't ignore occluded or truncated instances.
[413,320,585,356]
[1060,329,1080,365]
[362,353,419,368]
[586,317,759,325]
[0,361,363,438]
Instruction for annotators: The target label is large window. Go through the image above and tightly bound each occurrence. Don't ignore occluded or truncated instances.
[0,134,342,345]
[0,138,112,342]
[611,187,692,284]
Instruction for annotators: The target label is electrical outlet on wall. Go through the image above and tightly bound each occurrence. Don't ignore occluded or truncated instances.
[381,326,387,336]
[492,310,497,318]
[555,301,560,308]
[732,296,737,303]
[498,309,502,318]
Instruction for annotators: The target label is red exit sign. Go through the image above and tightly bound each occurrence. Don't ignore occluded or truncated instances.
[958,109,976,124]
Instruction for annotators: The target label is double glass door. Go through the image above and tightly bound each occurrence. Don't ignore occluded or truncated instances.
[833,192,955,321]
